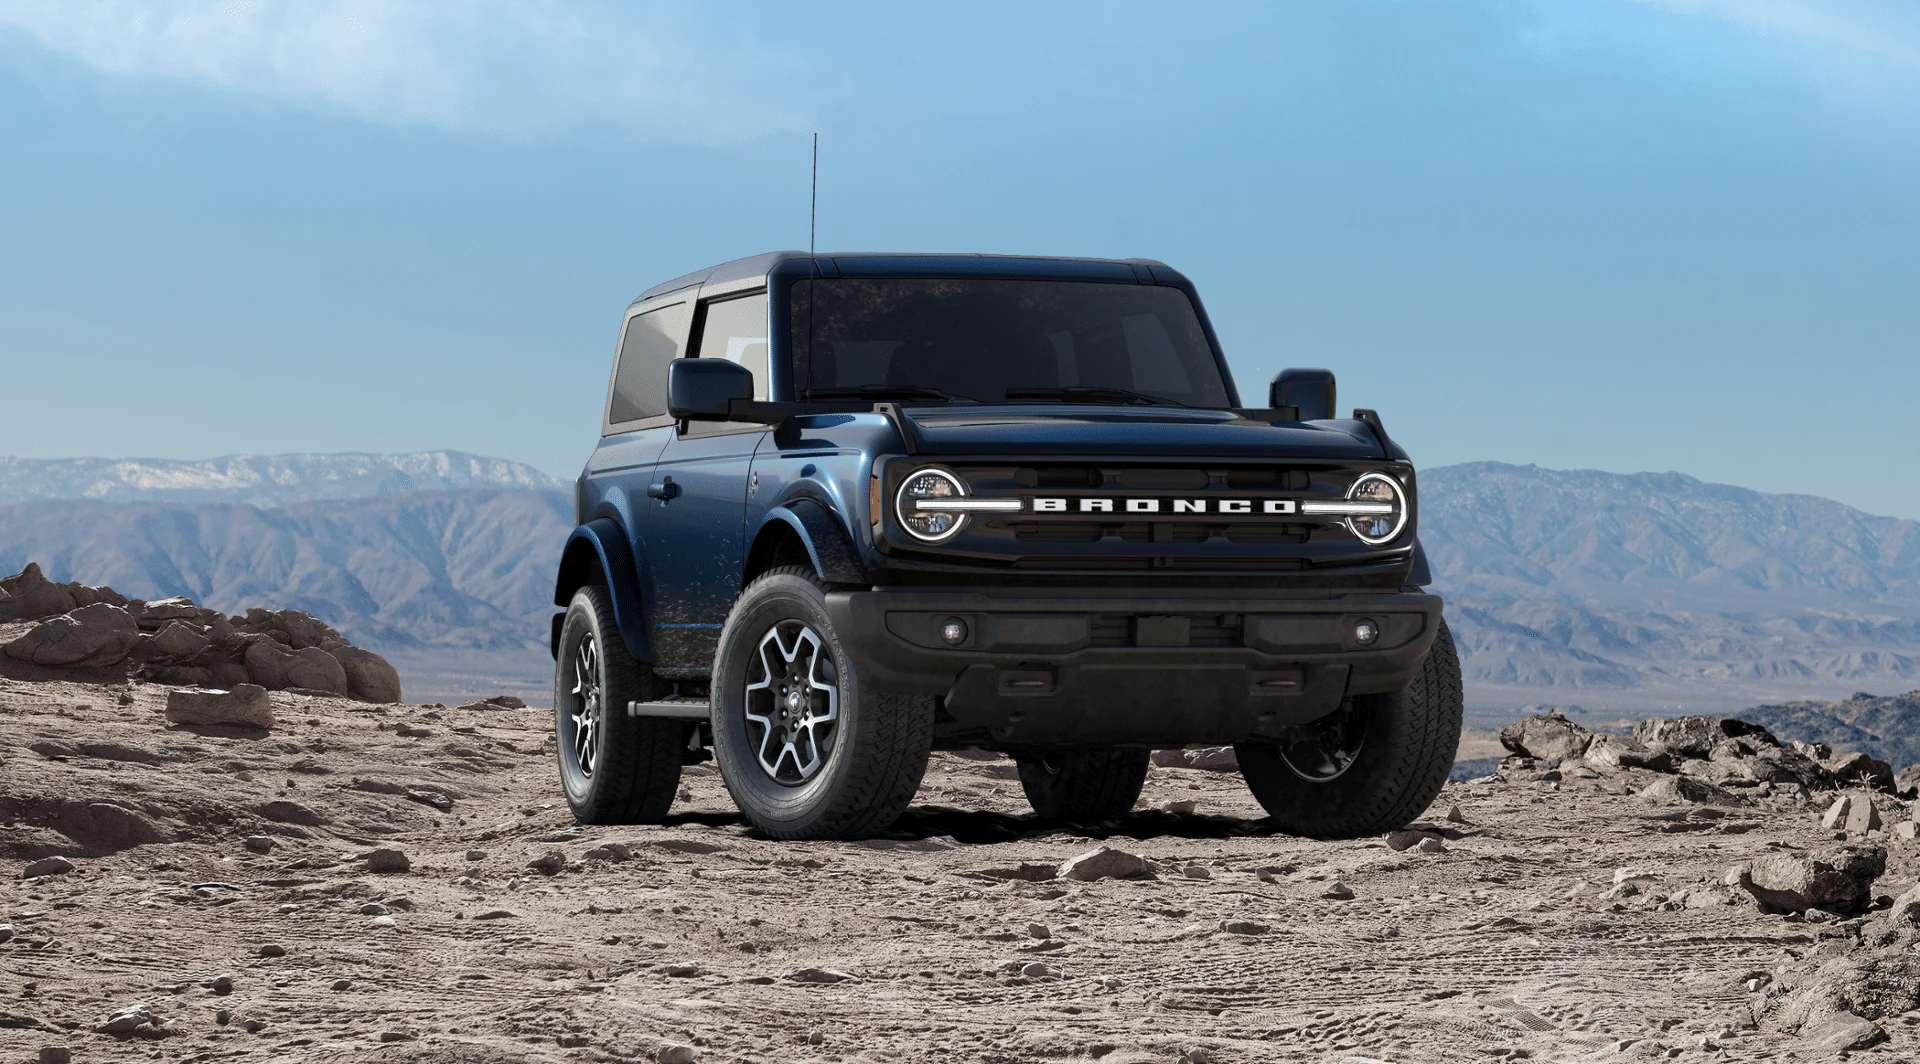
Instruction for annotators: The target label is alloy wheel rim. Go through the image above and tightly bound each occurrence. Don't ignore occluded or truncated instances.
[1279,704,1366,783]
[743,620,839,784]
[568,633,602,778]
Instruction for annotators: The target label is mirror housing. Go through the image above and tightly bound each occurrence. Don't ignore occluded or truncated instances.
[1270,368,1336,421]
[667,358,753,420]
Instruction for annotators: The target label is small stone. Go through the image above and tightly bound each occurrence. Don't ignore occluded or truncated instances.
[363,848,410,874]
[243,1019,267,1033]
[1417,836,1447,854]
[1386,830,1430,852]
[97,1004,153,1035]
[1020,962,1060,979]
[215,1008,231,1025]
[358,903,388,916]
[1161,800,1197,815]
[1220,919,1270,935]
[242,835,275,854]
[582,842,632,862]
[0,923,14,943]
[806,1029,825,1045]
[1059,845,1155,881]
[379,1031,416,1043]
[21,856,75,879]
[784,967,856,984]
[528,850,566,875]
[1324,881,1356,900]
[473,909,520,921]
[1181,863,1211,879]
[465,849,487,861]
[1897,821,1919,841]
[210,974,234,994]
[328,978,352,991]
[39,1048,72,1064]
[1804,908,1837,923]
[370,915,397,928]
[1844,793,1884,834]
[657,1043,700,1064]
[663,964,703,977]
[1026,922,1051,940]
[1445,805,1468,823]
[257,944,286,957]
[1822,795,1854,831]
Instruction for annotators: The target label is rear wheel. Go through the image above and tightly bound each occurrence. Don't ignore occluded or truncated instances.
[1236,619,1463,838]
[710,566,936,840]
[554,585,685,824]
[1016,748,1151,823]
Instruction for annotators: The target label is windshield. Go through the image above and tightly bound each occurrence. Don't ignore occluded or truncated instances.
[793,278,1232,407]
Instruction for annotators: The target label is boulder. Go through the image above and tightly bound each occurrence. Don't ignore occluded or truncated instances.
[136,597,200,627]
[1633,715,1778,759]
[324,645,402,703]
[240,608,342,650]
[1738,845,1884,915]
[2,603,139,667]
[150,621,211,661]
[243,640,348,695]
[0,562,77,622]
[1821,793,1884,834]
[55,801,167,851]
[1800,1013,1888,1053]
[1499,709,1593,760]
[1584,733,1673,772]
[164,685,275,730]
[1824,751,1895,793]
[1895,764,1920,800]
[1745,747,1832,790]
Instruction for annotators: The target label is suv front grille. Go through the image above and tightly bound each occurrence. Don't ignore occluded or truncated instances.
[1006,520,1311,545]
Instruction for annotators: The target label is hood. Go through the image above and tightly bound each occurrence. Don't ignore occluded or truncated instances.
[894,404,1388,459]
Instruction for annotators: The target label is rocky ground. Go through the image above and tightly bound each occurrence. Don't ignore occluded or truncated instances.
[7,682,1920,1063]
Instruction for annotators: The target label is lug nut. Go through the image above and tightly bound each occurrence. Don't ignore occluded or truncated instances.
[1353,619,1380,646]
[940,618,968,646]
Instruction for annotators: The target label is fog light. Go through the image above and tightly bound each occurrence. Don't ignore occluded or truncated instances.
[941,618,969,646]
[1353,619,1380,646]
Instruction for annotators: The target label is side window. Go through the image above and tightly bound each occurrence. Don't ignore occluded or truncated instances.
[608,303,687,426]
[693,292,769,399]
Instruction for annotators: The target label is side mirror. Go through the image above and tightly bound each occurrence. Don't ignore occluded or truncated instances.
[667,358,753,420]
[1270,368,1336,421]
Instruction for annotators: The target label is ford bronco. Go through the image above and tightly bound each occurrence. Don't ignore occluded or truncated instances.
[551,252,1461,840]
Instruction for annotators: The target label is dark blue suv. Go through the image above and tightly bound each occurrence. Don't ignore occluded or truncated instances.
[552,252,1460,840]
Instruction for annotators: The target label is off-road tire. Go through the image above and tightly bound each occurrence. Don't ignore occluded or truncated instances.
[1015,748,1151,823]
[710,566,935,840]
[1236,619,1463,838]
[554,585,685,824]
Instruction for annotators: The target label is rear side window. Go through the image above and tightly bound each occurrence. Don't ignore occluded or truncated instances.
[693,292,770,399]
[608,303,687,424]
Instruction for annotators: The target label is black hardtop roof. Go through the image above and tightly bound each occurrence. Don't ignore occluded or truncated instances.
[632,251,1179,306]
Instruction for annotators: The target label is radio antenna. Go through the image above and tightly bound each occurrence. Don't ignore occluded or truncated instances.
[809,133,818,255]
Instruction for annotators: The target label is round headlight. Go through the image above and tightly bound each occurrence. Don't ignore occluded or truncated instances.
[896,467,970,542]
[1346,472,1408,545]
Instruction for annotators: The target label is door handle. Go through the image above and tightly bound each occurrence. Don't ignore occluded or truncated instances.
[647,476,680,501]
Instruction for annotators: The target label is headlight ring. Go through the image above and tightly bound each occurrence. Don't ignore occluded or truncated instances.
[1345,471,1408,545]
[895,467,971,542]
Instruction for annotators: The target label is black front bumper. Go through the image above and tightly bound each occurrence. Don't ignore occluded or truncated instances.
[828,585,1442,747]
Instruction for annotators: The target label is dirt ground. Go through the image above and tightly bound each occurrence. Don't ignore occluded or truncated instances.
[4,677,1917,1063]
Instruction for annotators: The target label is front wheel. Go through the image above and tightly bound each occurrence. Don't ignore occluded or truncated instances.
[554,585,685,824]
[709,566,935,840]
[1236,619,1463,838]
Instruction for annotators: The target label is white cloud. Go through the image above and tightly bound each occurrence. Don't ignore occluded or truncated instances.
[0,0,811,138]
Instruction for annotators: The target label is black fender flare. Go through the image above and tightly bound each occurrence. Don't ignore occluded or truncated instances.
[552,518,655,663]
[754,498,867,585]
[1408,538,1433,587]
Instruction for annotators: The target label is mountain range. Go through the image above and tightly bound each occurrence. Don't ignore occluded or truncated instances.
[2,452,1917,724]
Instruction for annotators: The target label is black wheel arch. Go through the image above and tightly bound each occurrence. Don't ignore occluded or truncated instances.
[745,498,866,587]
[552,518,655,664]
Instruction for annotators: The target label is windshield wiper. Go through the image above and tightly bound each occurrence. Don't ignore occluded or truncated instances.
[808,385,978,403]
[1002,385,1186,407]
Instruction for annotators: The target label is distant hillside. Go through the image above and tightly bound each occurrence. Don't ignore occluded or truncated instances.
[1425,462,1920,712]
[0,451,566,508]
[0,489,572,651]
[1735,690,1920,770]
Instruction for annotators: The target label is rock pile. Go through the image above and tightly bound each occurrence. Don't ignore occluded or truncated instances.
[0,563,399,703]
[1497,708,1908,801]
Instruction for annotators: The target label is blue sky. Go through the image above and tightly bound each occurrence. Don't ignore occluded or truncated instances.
[2,1,1918,518]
